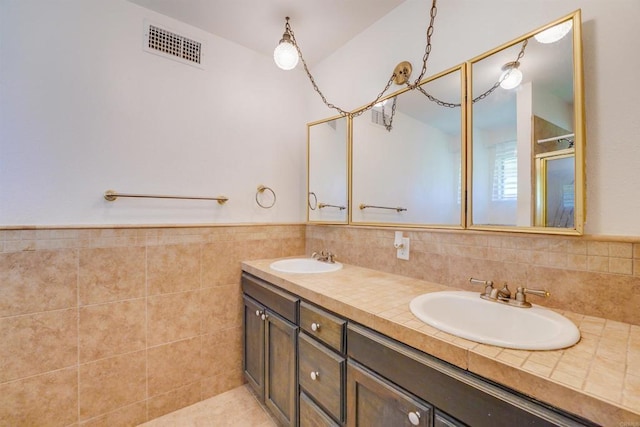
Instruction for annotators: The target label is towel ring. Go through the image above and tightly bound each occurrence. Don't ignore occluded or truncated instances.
[308,192,318,210]
[256,185,276,209]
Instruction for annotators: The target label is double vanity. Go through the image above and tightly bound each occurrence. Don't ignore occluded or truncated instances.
[242,257,640,426]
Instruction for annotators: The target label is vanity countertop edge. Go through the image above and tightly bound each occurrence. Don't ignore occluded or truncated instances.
[241,258,640,426]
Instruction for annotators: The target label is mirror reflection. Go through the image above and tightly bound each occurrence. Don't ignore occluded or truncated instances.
[469,11,583,233]
[351,66,465,227]
[307,116,349,223]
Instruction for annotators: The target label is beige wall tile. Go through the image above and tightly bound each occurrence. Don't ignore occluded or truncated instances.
[147,381,201,420]
[201,284,242,334]
[148,290,201,346]
[610,258,633,275]
[587,241,609,256]
[79,351,147,421]
[567,254,587,270]
[148,337,202,397]
[147,244,201,295]
[79,246,146,305]
[201,327,242,379]
[0,309,77,383]
[79,401,147,427]
[79,299,146,362]
[0,367,78,426]
[587,256,609,272]
[201,369,245,400]
[202,241,241,287]
[0,249,77,317]
[610,243,633,259]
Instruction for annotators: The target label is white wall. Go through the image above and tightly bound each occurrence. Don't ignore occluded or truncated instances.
[352,109,459,225]
[307,0,640,237]
[308,118,349,223]
[0,0,308,225]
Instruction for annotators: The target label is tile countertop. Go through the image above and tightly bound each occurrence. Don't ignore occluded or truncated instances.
[242,258,640,426]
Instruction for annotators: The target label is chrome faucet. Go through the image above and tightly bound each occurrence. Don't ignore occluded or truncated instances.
[511,286,550,308]
[311,250,336,263]
[469,277,548,308]
[469,277,494,300]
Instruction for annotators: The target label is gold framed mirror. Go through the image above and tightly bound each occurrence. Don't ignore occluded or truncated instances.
[467,10,585,234]
[350,64,466,228]
[307,115,350,224]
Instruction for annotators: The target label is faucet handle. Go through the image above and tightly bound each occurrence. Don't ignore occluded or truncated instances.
[513,286,550,307]
[469,277,494,298]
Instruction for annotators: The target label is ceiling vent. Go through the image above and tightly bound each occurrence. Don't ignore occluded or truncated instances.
[143,23,204,69]
[371,108,391,127]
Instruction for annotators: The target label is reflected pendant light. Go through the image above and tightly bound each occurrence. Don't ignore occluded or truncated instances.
[534,20,573,44]
[274,17,299,70]
[499,62,523,90]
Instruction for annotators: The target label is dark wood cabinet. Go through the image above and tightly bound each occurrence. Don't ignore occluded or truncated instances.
[242,270,596,427]
[298,301,347,426]
[434,411,467,427]
[242,273,299,427]
[300,392,341,427]
[347,360,432,427]
[243,295,266,400]
[299,332,346,423]
[265,310,298,427]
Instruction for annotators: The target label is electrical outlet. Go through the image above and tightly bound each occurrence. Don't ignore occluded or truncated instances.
[397,237,410,260]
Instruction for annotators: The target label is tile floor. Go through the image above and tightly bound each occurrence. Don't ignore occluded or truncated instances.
[138,385,277,427]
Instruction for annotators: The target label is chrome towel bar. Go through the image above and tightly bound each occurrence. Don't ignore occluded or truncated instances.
[359,204,407,212]
[319,203,346,210]
[104,190,228,205]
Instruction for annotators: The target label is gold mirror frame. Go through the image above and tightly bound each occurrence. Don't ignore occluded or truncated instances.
[307,115,351,224]
[349,64,467,229]
[466,10,585,235]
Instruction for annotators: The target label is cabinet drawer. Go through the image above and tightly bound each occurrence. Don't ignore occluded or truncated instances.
[347,360,432,427]
[300,392,340,427]
[300,301,346,353]
[299,332,346,423]
[242,273,299,324]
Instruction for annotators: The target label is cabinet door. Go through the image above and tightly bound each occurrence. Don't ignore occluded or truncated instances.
[435,410,467,427]
[300,392,340,427]
[243,296,265,400]
[265,310,298,427]
[347,360,432,427]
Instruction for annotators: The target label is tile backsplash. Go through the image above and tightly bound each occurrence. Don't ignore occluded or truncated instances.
[2,222,639,425]
[0,225,304,426]
[306,225,640,326]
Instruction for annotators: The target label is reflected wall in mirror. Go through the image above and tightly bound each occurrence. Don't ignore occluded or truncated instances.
[351,65,465,227]
[468,10,584,234]
[307,116,349,223]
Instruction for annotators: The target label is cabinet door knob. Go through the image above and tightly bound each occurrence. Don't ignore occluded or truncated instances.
[310,371,320,381]
[255,310,261,317]
[311,322,321,332]
[261,313,268,321]
[408,411,420,426]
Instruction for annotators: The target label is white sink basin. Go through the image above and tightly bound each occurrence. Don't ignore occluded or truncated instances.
[270,258,343,274]
[409,291,580,350]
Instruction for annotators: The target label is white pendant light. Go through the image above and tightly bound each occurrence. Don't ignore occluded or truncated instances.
[499,62,523,90]
[534,20,573,44]
[273,18,299,70]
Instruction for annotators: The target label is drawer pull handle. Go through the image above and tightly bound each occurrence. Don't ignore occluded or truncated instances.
[311,322,321,332]
[310,371,320,381]
[408,411,420,426]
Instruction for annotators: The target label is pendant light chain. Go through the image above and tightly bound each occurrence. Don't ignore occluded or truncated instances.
[473,39,528,103]
[408,1,438,89]
[285,0,439,118]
